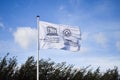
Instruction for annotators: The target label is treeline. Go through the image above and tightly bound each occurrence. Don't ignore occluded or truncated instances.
[0,54,119,80]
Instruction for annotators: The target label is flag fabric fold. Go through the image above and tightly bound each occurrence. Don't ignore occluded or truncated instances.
[39,21,81,51]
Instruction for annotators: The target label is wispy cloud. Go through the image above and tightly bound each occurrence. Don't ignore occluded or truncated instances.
[58,5,65,11]
[0,44,1,49]
[81,32,89,41]
[93,32,108,48]
[70,56,120,71]
[114,31,120,40]
[0,22,4,28]
[8,28,13,32]
[69,0,81,7]
[80,47,90,53]
[116,41,120,51]
[13,27,37,49]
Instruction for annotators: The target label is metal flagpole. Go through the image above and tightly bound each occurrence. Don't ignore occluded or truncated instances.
[37,16,40,80]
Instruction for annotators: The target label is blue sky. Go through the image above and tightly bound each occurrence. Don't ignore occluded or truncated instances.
[0,0,120,72]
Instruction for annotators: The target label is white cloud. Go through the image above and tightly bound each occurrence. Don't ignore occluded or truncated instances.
[116,41,120,51]
[13,27,37,49]
[0,22,4,28]
[94,32,108,48]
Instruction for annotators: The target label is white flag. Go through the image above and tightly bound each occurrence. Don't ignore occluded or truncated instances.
[39,21,81,51]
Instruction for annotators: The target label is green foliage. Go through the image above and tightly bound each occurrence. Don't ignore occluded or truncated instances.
[15,56,36,80]
[0,53,17,80]
[0,54,119,80]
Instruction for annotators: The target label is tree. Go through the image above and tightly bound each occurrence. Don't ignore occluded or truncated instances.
[0,54,119,80]
[0,53,17,80]
[15,56,36,80]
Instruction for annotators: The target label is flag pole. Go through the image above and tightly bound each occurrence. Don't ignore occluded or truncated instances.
[37,15,40,80]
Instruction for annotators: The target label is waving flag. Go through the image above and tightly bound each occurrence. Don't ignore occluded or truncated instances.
[39,21,81,51]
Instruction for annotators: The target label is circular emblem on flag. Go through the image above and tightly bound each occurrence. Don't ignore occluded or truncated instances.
[63,29,71,37]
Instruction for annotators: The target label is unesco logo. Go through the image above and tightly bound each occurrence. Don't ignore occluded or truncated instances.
[46,26,58,36]
[63,29,71,37]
